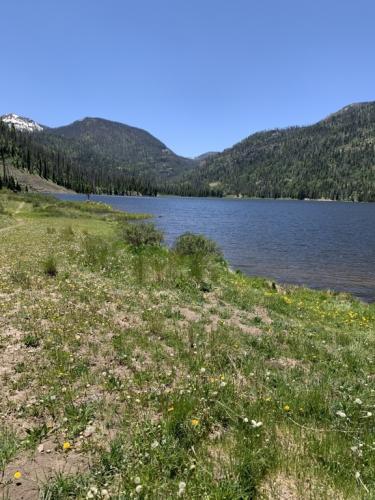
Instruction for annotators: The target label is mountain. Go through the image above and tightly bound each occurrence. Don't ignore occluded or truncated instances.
[179,102,375,201]
[1,113,44,133]
[0,114,196,195]
[1,102,375,200]
[47,117,195,179]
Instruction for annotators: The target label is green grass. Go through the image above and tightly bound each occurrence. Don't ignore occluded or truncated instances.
[0,190,374,499]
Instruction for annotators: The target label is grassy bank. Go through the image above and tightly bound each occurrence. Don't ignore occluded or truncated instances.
[0,191,374,499]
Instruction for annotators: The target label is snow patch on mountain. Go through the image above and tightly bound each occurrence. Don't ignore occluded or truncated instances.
[1,113,43,132]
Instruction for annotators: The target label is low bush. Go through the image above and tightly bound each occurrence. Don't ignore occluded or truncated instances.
[42,255,58,276]
[81,235,112,270]
[173,233,222,258]
[60,225,75,239]
[121,222,163,248]
[23,334,40,348]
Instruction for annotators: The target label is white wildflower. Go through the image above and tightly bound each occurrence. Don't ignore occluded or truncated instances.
[151,440,159,449]
[200,367,206,373]
[354,398,362,405]
[135,485,143,494]
[251,420,263,428]
[178,481,186,496]
[134,477,141,485]
[336,410,346,418]
[243,417,249,423]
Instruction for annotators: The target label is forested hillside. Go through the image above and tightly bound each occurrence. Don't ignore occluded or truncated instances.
[1,102,375,200]
[0,120,158,195]
[179,102,375,201]
[47,117,195,179]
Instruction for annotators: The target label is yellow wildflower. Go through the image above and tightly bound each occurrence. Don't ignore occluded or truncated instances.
[63,441,71,450]
[191,418,200,426]
[283,405,290,412]
[14,471,22,480]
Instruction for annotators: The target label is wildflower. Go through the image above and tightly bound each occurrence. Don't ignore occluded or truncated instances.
[134,477,141,485]
[135,485,143,494]
[13,471,22,480]
[167,406,174,412]
[243,417,249,423]
[178,481,186,496]
[350,446,363,457]
[354,398,362,405]
[200,367,206,373]
[283,405,290,412]
[336,411,347,418]
[151,440,159,449]
[251,420,263,428]
[220,381,226,388]
[191,418,200,426]
[63,441,71,450]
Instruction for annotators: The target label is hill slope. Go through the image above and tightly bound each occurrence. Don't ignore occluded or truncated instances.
[47,117,195,179]
[0,115,195,195]
[180,102,375,201]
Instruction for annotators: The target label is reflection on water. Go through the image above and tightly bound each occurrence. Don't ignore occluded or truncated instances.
[55,194,375,302]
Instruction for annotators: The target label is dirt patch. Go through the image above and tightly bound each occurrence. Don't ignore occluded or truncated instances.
[258,471,345,499]
[258,472,300,499]
[0,327,28,378]
[0,438,89,500]
[179,307,201,322]
[253,306,272,325]
[267,357,305,370]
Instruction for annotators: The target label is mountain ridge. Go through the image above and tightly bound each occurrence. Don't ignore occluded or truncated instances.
[1,101,375,200]
[174,101,375,201]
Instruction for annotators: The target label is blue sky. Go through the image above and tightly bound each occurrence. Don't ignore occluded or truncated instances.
[1,0,375,157]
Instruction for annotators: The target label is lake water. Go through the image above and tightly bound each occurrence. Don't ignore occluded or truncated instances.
[55,194,375,302]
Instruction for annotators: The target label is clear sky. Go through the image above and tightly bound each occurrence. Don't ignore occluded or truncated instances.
[1,0,375,157]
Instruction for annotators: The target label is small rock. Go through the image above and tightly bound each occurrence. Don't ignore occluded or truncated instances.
[37,444,44,453]
[83,425,95,438]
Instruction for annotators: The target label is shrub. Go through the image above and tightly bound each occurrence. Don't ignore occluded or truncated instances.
[42,255,58,276]
[81,235,112,270]
[23,334,40,348]
[173,233,222,258]
[60,225,74,239]
[121,222,163,248]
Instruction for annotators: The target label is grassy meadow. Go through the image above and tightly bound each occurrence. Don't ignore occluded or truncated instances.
[0,191,374,499]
